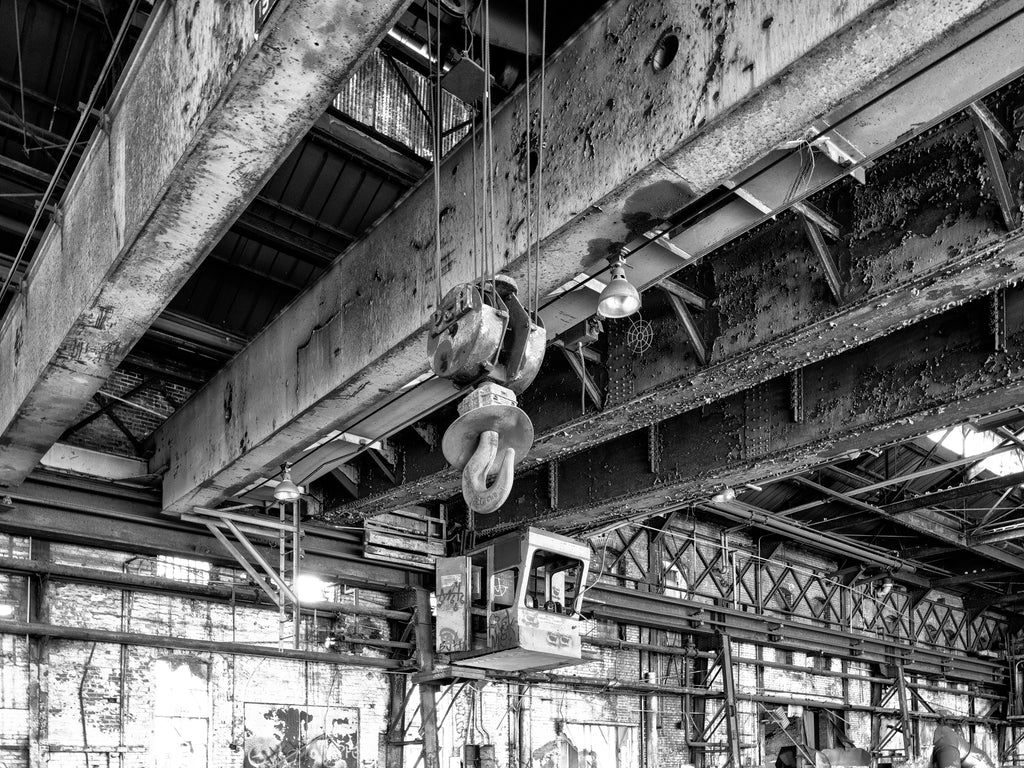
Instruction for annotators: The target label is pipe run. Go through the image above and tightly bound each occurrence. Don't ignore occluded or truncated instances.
[0,555,412,621]
[0,619,405,669]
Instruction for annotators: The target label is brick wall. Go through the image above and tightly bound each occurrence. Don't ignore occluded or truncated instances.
[0,522,1012,768]
[0,537,391,768]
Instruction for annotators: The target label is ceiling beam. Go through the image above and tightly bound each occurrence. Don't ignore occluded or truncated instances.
[882,471,1024,515]
[788,476,1024,572]
[341,120,1024,518]
[454,287,1024,545]
[153,0,1023,514]
[231,209,340,269]
[2,471,417,589]
[0,0,411,487]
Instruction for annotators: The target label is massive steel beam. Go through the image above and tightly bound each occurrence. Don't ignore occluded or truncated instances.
[2,471,420,590]
[152,0,1020,513]
[473,286,1024,539]
[342,124,1024,518]
[0,0,410,485]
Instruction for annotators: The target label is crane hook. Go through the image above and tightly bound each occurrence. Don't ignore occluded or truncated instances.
[462,430,516,514]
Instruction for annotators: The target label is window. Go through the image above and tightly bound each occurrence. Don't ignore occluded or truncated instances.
[926,424,1024,479]
[524,550,583,614]
[155,556,210,585]
[152,657,210,768]
[663,561,688,599]
[491,569,517,608]
[535,723,639,768]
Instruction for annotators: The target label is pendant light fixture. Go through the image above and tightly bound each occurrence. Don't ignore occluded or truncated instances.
[597,256,641,319]
[273,462,302,502]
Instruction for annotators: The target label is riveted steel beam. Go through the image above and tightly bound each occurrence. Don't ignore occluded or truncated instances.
[336,118,1024,521]
[480,286,1024,539]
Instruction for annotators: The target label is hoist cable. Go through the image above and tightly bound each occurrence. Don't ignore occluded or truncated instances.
[428,1,443,307]
[523,0,533,312]
[483,0,496,281]
[467,25,481,291]
[535,0,548,315]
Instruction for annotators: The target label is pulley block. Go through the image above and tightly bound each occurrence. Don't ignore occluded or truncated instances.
[427,276,546,394]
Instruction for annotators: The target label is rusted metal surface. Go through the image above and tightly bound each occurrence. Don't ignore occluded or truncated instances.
[482,285,1024,533]
[152,0,1014,514]
[335,120,1024,520]
[0,0,411,486]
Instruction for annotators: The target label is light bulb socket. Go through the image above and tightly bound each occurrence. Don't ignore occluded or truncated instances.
[597,258,641,319]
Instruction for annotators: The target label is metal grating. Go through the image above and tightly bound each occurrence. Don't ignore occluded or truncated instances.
[334,48,471,159]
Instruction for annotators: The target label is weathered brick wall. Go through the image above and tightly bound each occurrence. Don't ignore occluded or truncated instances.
[0,523,1011,768]
[0,537,391,768]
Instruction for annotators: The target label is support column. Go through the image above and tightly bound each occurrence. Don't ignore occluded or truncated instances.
[895,665,918,759]
[27,539,49,768]
[518,683,532,768]
[719,632,742,768]
[414,588,440,768]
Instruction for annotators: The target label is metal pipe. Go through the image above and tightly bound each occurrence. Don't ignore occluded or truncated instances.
[0,555,412,620]
[292,501,301,650]
[487,673,1006,724]
[0,619,403,669]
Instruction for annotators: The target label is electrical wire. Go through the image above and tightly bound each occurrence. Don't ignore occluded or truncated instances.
[50,0,85,134]
[11,0,29,154]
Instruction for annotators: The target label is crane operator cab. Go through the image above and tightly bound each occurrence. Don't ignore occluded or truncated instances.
[434,527,591,672]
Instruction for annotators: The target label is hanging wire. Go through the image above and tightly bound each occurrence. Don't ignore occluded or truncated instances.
[534,0,548,315]
[428,0,443,307]
[483,0,496,282]
[12,0,29,153]
[523,0,533,310]
[50,0,85,133]
[466,25,481,290]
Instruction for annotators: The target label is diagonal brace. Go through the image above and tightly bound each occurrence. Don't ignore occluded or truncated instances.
[204,523,284,608]
[661,289,708,366]
[559,345,603,410]
[800,213,845,304]
[971,101,1020,231]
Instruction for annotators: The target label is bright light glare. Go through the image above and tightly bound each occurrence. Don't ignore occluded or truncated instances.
[0,603,15,618]
[926,425,1024,478]
[295,574,331,604]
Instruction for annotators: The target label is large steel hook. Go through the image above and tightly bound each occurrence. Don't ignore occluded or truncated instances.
[462,430,516,514]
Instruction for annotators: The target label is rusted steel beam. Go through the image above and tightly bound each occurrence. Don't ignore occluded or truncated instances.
[481,285,1024,535]
[336,124,1024,520]
[153,0,1022,514]
[3,471,421,589]
[0,0,411,486]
